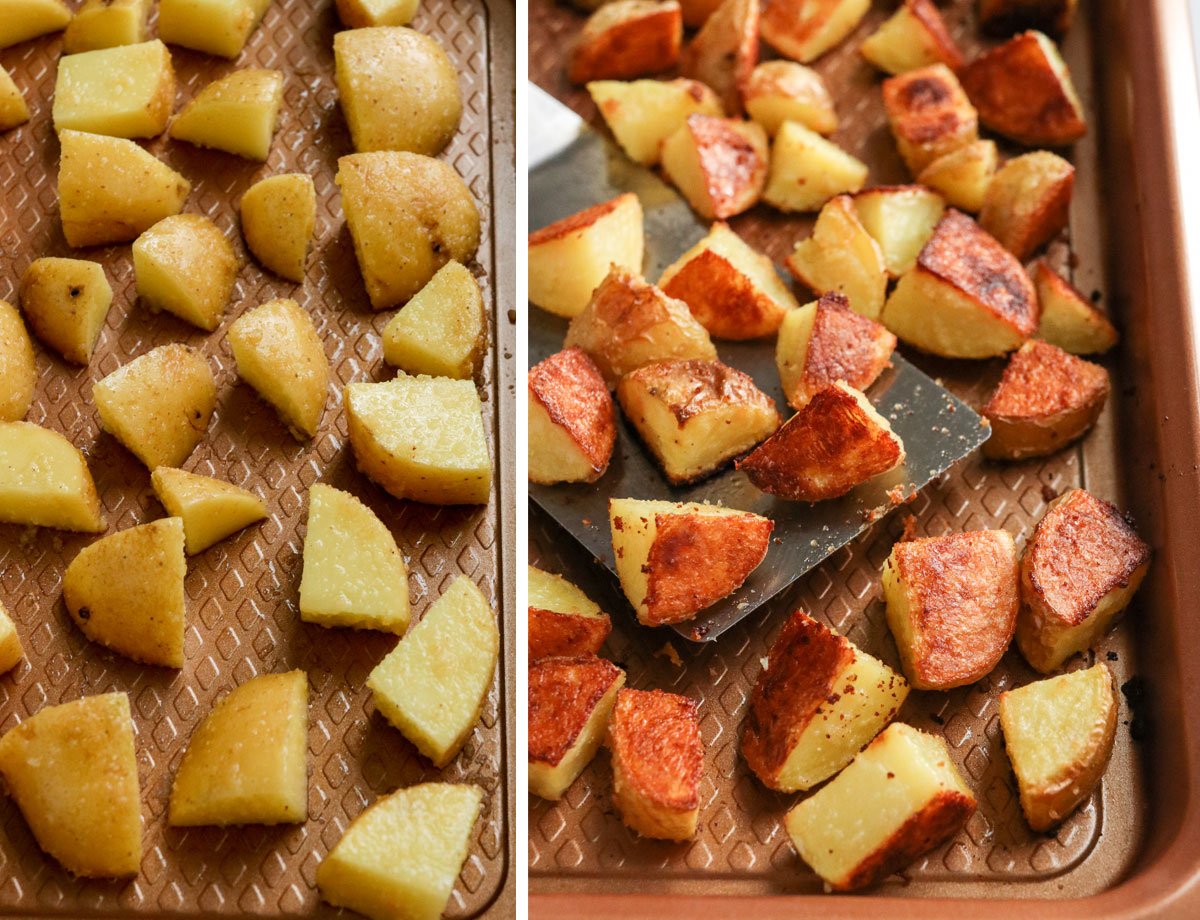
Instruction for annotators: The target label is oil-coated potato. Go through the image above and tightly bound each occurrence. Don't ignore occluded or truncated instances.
[0,300,35,421]
[0,421,105,532]
[528,565,612,660]
[157,0,270,58]
[916,140,998,213]
[335,0,418,28]
[528,347,616,485]
[762,120,868,213]
[151,466,267,555]
[851,184,945,278]
[0,0,71,49]
[382,261,486,380]
[760,0,870,63]
[743,60,836,136]
[883,64,978,175]
[168,68,283,161]
[661,115,768,220]
[678,0,755,114]
[859,0,963,75]
[587,77,722,166]
[1032,261,1118,355]
[0,65,31,130]
[20,257,113,364]
[52,39,174,138]
[63,0,150,52]
[0,601,22,675]
[979,150,1074,261]
[568,0,683,85]
[239,173,317,282]
[133,214,238,332]
[786,193,887,318]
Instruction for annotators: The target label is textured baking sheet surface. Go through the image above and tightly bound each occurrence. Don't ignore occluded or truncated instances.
[0,2,514,916]
[530,0,1146,900]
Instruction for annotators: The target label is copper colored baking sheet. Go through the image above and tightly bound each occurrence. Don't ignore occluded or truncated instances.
[0,2,515,916]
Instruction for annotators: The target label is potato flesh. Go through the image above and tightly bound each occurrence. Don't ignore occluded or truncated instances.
[0,602,23,675]
[0,300,35,422]
[1018,570,1146,673]
[760,0,870,63]
[528,565,605,620]
[383,261,485,380]
[169,68,282,161]
[0,421,105,532]
[882,267,1027,358]
[587,78,722,166]
[744,61,836,136]
[917,140,998,213]
[859,2,960,75]
[133,214,237,331]
[528,393,602,483]
[150,466,266,555]
[763,120,868,213]
[63,0,150,52]
[335,0,419,27]
[157,0,270,58]
[239,173,316,282]
[980,150,1074,261]
[530,677,623,800]
[853,187,945,277]
[19,257,113,365]
[0,0,72,49]
[53,40,173,139]
[1035,264,1118,355]
[660,116,767,220]
[0,66,30,130]
[787,195,886,317]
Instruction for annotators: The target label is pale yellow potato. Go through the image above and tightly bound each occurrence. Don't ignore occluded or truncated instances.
[150,466,267,555]
[169,671,308,826]
[367,576,498,767]
[527,564,612,659]
[786,194,887,318]
[760,0,869,63]
[336,0,418,27]
[63,0,150,52]
[743,60,836,136]
[299,483,409,634]
[661,115,767,220]
[317,783,482,920]
[157,0,270,58]
[763,120,868,213]
[0,693,140,878]
[0,0,72,49]
[133,214,238,332]
[239,173,316,282]
[980,150,1074,262]
[852,184,945,278]
[53,39,173,138]
[0,601,24,675]
[20,257,112,364]
[0,300,35,422]
[169,69,283,161]
[1033,261,1119,355]
[0,421,105,532]
[859,0,963,75]
[0,66,30,131]
[587,78,722,165]
[382,261,486,380]
[916,140,998,213]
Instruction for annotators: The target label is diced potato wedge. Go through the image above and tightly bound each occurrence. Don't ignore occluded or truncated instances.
[299,483,409,634]
[883,64,978,175]
[609,497,772,625]
[366,576,498,767]
[228,298,329,439]
[851,184,945,277]
[786,193,887,318]
[760,0,870,63]
[0,693,140,878]
[786,722,975,891]
[63,0,150,52]
[979,0,1076,37]
[157,0,270,58]
[169,68,282,161]
[63,517,187,667]
[660,115,768,220]
[0,0,72,49]
[859,0,963,75]
[1016,489,1150,673]
[743,60,836,136]
[587,78,722,166]
[382,261,486,380]
[528,347,616,485]
[0,66,30,131]
[0,300,35,422]
[133,214,238,332]
[53,39,173,138]
[569,0,682,85]
[0,422,105,532]
[150,466,267,555]
[916,139,998,213]
[980,150,1074,261]
[678,0,755,114]
[763,120,868,213]
[528,565,612,660]
[335,0,417,27]
[1033,261,1118,354]
[239,173,317,282]
[19,257,112,364]
[0,602,21,674]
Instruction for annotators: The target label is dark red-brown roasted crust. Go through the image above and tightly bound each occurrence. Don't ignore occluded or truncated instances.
[905,0,965,70]
[760,0,855,58]
[617,358,777,426]
[528,193,632,246]
[981,158,1074,262]
[567,1,683,84]
[529,607,612,661]
[679,0,759,114]
[681,114,768,221]
[795,292,896,409]
[528,346,617,474]
[979,0,1075,37]
[607,688,704,811]
[659,242,786,340]
[881,65,975,148]
[984,340,1108,420]
[529,656,624,767]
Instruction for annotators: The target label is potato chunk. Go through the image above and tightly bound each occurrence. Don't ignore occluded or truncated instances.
[883,530,1019,690]
[859,0,962,75]
[335,0,417,27]
[0,65,30,130]
[678,0,755,114]
[0,601,24,675]
[317,783,482,920]
[528,565,612,660]
[760,0,870,63]
[157,0,270,58]
[528,347,616,485]
[169,68,282,161]
[58,129,190,247]
[0,300,35,422]
[762,120,868,213]
[883,64,978,175]
[999,663,1116,831]
[93,344,216,469]
[299,483,409,634]
[63,0,150,52]
[335,27,461,156]
[851,184,945,278]
[1033,261,1118,355]
[366,577,498,767]
[53,39,173,138]
[568,0,682,85]
[382,261,486,380]
[150,466,267,555]
[529,655,625,799]
[133,214,238,332]
[0,693,140,878]
[743,60,836,136]
[609,498,772,625]
[229,299,329,439]
[239,173,317,282]
[169,671,308,826]
[980,151,1074,261]
[979,0,1076,37]
[63,517,186,667]
[916,139,997,213]
[587,78,722,166]
[0,422,105,532]
[345,375,492,504]
[660,115,768,220]
[786,722,975,890]
[786,194,887,318]
[1017,489,1150,673]
[19,257,113,364]
[0,0,71,49]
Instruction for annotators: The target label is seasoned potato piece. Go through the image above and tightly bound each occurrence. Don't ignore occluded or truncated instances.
[0,601,22,675]
[335,0,417,27]
[239,173,317,282]
[609,498,772,625]
[1000,663,1116,831]
[738,381,905,501]
[151,466,267,555]
[883,530,1020,690]
[744,60,836,136]
[528,347,616,485]
[1033,261,1118,354]
[335,27,461,156]
[916,139,998,213]
[678,0,756,114]
[860,0,962,75]
[229,299,329,439]
[382,261,486,380]
[346,375,492,504]
[0,422,105,532]
[133,215,237,332]
[883,64,978,175]
[617,359,780,484]
[881,209,1037,358]
[63,0,150,52]
[338,151,482,310]
[157,0,270,58]
[58,129,190,247]
[93,344,216,469]
[64,517,186,667]
[0,300,35,421]
[980,151,1074,261]
[676,0,722,26]
[528,565,612,660]
[786,723,975,890]
[852,184,945,278]
[661,115,768,220]
[568,0,683,85]
[169,671,307,826]
[317,783,482,920]
[587,78,722,166]
[982,340,1108,460]
[979,0,1076,37]
[762,120,868,213]
[760,0,870,63]
[608,689,704,840]
[1017,489,1150,673]
[529,655,625,800]
[0,66,30,131]
[1,0,70,48]
[53,39,173,138]
[786,193,887,318]
[0,693,140,878]
[299,483,409,634]
[367,577,498,767]
[169,69,283,161]
[20,257,112,364]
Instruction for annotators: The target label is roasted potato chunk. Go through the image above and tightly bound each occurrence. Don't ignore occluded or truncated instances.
[157,0,270,58]
[383,261,486,380]
[568,0,683,85]
[0,300,35,421]
[20,257,113,364]
[151,466,266,555]
[169,68,282,161]
[0,601,23,675]
[528,347,616,485]
[860,0,963,75]
[678,0,756,114]
[760,0,870,63]
[52,39,173,139]
[786,193,887,318]
[916,139,998,213]
[0,0,71,48]
[979,0,1076,37]
[0,66,30,131]
[63,0,150,52]
[335,0,417,27]
[239,173,317,282]
[852,184,945,278]
[661,115,768,220]
[763,120,868,213]
[588,78,724,167]
[0,422,105,532]
[883,64,978,175]
[1033,261,1119,355]
[528,565,612,660]
[133,214,238,332]
[743,60,836,136]
[980,151,1074,261]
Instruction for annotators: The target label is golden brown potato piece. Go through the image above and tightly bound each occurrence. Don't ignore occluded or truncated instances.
[133,214,238,332]
[239,173,317,283]
[568,0,682,85]
[785,193,887,318]
[960,30,1085,147]
[335,0,417,28]
[52,39,174,139]
[64,0,151,52]
[741,609,908,792]
[760,0,870,64]
[528,347,616,484]
[738,381,904,501]
[762,120,867,212]
[678,0,756,114]
[1032,261,1119,355]
[617,358,780,484]
[979,0,1076,37]
[588,78,723,166]
[607,688,704,840]
[882,529,1020,690]
[1017,489,1150,673]
[851,184,945,278]
[860,0,963,75]
[743,60,836,136]
[916,139,998,213]
[0,300,35,421]
[20,258,113,365]
[980,151,1074,261]
[982,340,1108,460]
[883,64,978,175]
[661,115,768,220]
[528,565,612,660]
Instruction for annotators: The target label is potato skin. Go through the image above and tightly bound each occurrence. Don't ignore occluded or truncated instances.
[240,173,316,282]
[662,114,768,220]
[528,347,616,484]
[529,656,625,768]
[980,151,1074,261]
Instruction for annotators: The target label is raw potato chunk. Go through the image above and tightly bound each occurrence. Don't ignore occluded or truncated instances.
[0,0,72,49]
[317,783,482,920]
[528,347,616,485]
[763,121,868,213]
[916,140,997,213]
[20,257,112,364]
[607,689,703,840]
[529,655,625,800]
[229,299,329,439]
[981,340,1109,460]
[0,300,35,421]
[738,382,905,501]
[239,173,317,282]
[852,184,945,278]
[335,27,461,156]
[299,483,409,634]
[93,344,216,469]
[58,130,190,247]
[53,40,173,138]
[742,610,908,791]
[568,0,683,85]
[980,151,1075,261]
[883,530,1020,690]
[345,376,492,504]
[528,565,612,660]
[760,0,870,63]
[528,193,644,319]
[859,0,963,75]
[1033,261,1118,354]
[338,151,482,310]
[335,0,417,27]
[169,69,283,161]
[0,422,105,532]
[0,602,22,674]
[743,60,836,135]
[660,115,768,220]
[883,64,978,175]
[786,723,975,891]
[133,215,238,332]
[1017,489,1150,673]
[678,0,756,114]
[0,66,30,130]
[1000,663,1116,831]
[366,577,498,767]
[169,671,308,826]
[0,693,140,878]
[63,0,150,52]
[609,498,772,625]
[617,359,780,484]
[157,0,270,58]
[587,78,722,166]
[382,261,486,380]
[979,0,1076,37]
[150,466,267,555]
[786,194,887,318]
